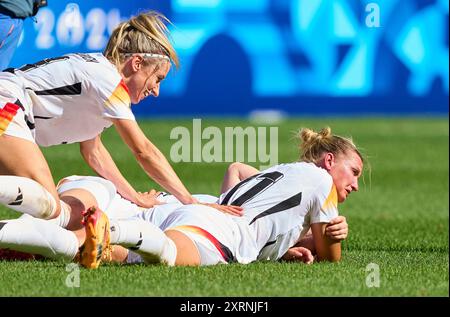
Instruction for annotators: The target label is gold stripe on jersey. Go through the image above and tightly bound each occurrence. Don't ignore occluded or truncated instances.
[321,184,338,212]
[104,80,131,109]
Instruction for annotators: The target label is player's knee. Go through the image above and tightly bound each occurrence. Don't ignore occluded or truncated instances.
[59,191,97,229]
[25,177,61,219]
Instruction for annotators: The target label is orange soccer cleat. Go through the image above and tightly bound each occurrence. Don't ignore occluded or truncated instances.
[77,207,111,269]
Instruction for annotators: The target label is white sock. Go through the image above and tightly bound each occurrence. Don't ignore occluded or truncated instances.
[0,176,58,219]
[47,201,71,228]
[0,217,79,261]
[110,219,177,266]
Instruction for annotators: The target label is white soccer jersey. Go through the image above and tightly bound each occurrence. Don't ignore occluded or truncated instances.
[6,53,135,146]
[218,162,339,262]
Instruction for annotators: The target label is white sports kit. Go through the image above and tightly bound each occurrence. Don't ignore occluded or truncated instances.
[0,53,134,145]
[58,162,339,266]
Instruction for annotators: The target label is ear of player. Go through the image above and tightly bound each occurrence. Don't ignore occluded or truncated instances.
[76,207,112,269]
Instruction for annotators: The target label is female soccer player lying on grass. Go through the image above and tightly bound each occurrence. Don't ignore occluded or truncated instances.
[118,126,362,266]
[0,127,359,267]
[0,174,347,267]
[0,10,241,225]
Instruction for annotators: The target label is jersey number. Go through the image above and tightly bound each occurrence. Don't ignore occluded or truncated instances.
[220,171,284,206]
[221,171,303,225]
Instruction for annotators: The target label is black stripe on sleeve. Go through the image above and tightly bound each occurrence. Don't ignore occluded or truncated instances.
[249,192,302,225]
[230,171,284,206]
[262,240,276,248]
[34,116,53,119]
[34,82,82,95]
[220,173,261,205]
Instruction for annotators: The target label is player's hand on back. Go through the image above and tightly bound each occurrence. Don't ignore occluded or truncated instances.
[200,203,244,217]
[135,189,165,208]
[325,216,348,241]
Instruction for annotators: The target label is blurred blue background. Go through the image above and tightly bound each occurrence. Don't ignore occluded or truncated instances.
[8,0,449,116]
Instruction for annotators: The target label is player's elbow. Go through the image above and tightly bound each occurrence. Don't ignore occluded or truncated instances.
[328,253,341,262]
[226,162,242,176]
[315,242,341,263]
[316,253,341,263]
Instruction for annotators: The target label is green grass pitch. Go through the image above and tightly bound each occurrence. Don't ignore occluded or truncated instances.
[0,117,448,296]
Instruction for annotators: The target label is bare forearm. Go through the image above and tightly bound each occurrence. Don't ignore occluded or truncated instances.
[81,142,137,203]
[311,223,342,262]
[111,118,195,205]
[318,241,341,262]
[135,145,195,204]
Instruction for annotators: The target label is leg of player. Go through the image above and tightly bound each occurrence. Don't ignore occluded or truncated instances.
[109,218,200,266]
[57,188,99,232]
[0,187,111,269]
[57,188,111,269]
[0,217,81,261]
[0,211,110,268]
[0,135,65,220]
[165,229,201,266]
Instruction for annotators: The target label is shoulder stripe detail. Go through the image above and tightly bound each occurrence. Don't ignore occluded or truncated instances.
[34,82,82,95]
[119,79,130,95]
[321,184,338,212]
[249,192,302,225]
[0,102,20,136]
[104,80,131,109]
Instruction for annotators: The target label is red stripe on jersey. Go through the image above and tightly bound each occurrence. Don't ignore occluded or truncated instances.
[172,225,235,263]
[119,79,130,95]
[0,103,20,135]
[2,103,20,115]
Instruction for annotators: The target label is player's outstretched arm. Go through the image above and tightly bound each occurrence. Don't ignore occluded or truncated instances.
[80,134,161,208]
[112,118,198,205]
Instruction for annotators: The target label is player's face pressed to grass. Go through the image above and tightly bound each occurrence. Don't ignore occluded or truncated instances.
[122,56,171,104]
[326,151,363,203]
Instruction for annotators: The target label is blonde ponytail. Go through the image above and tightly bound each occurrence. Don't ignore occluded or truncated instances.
[298,127,363,163]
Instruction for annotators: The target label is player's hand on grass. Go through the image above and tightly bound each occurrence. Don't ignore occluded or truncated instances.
[282,247,314,264]
[326,216,348,240]
[135,189,165,208]
[200,203,244,216]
